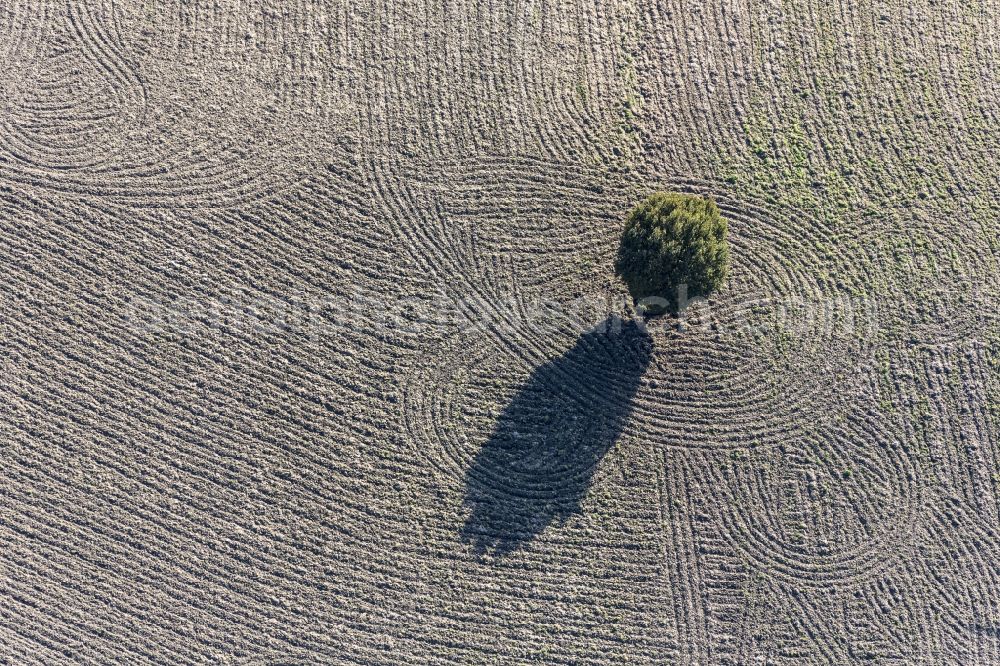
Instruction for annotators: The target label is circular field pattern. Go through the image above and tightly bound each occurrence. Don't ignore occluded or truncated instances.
[619,178,883,451]
[708,403,922,589]
[404,317,652,502]
[0,0,346,208]
[395,163,887,457]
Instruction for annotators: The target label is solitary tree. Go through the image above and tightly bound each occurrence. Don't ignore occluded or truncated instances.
[615,192,729,315]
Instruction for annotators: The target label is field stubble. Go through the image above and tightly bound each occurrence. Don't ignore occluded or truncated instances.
[1,0,999,664]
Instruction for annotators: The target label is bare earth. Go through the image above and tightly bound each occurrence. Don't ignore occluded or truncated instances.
[2,0,999,663]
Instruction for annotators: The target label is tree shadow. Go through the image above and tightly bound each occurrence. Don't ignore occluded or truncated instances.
[460,316,653,555]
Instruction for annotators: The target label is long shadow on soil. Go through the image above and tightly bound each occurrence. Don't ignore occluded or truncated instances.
[461,316,652,555]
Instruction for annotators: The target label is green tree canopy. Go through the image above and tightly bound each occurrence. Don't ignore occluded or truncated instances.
[615,192,729,315]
